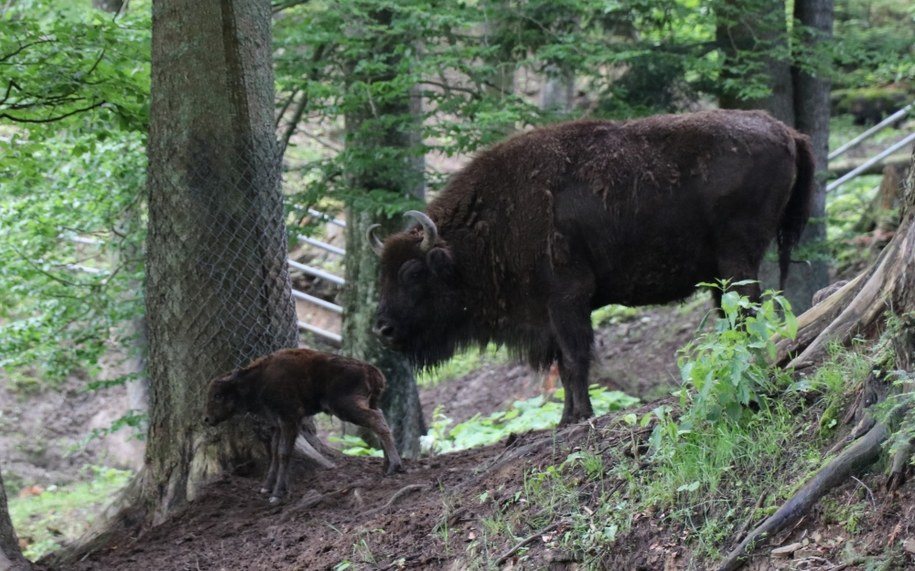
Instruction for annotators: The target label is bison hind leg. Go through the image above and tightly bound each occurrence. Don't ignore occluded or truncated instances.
[547,283,596,426]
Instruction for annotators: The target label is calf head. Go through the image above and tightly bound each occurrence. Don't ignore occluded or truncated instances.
[369,211,467,367]
[203,373,241,426]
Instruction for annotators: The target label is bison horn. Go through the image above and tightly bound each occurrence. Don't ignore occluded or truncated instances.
[405,210,438,252]
[367,224,385,257]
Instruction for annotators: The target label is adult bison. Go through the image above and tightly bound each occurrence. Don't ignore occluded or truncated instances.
[369,109,815,426]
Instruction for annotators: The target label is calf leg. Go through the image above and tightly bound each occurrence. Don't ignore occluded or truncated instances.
[269,420,298,503]
[261,427,281,495]
[332,398,403,475]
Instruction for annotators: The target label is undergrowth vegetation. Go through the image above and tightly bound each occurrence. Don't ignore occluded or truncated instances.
[455,286,868,568]
[8,466,132,561]
[421,387,640,455]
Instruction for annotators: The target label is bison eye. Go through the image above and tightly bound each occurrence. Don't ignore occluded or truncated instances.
[213,394,223,402]
[398,260,426,285]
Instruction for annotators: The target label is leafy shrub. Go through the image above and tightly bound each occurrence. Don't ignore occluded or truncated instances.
[674,281,797,433]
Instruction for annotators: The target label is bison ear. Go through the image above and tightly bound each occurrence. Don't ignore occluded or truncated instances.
[426,246,456,282]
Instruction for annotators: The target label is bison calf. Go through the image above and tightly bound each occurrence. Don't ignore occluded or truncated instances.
[204,348,403,502]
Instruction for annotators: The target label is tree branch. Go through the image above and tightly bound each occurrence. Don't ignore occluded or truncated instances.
[0,99,107,123]
[0,37,55,64]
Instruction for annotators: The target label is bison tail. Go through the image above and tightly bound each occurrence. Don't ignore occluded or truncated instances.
[777,133,816,291]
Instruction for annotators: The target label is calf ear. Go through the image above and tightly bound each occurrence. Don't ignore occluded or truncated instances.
[426,246,456,282]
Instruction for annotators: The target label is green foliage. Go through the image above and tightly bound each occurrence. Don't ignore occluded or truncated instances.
[457,322,869,567]
[832,0,915,88]
[674,281,797,431]
[274,0,915,243]
[0,1,150,389]
[785,344,870,437]
[8,466,132,561]
[273,0,783,226]
[421,386,639,454]
[415,345,509,388]
[1,1,150,127]
[328,433,384,457]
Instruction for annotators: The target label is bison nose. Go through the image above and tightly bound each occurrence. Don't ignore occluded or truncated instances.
[203,415,212,425]
[373,319,395,343]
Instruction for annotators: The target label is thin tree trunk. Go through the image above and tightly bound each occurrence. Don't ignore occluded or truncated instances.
[716,0,795,124]
[342,8,426,458]
[787,0,833,314]
[717,0,831,311]
[0,470,31,571]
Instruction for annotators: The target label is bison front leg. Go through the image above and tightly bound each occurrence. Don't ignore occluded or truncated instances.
[548,291,595,426]
[269,420,298,503]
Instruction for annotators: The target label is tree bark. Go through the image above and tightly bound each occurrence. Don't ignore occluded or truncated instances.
[782,0,833,314]
[341,8,426,458]
[143,0,298,523]
[0,470,31,571]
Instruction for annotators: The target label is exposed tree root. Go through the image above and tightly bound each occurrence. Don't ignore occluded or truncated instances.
[361,484,427,518]
[494,519,567,566]
[717,417,888,571]
[777,162,915,369]
[886,440,911,492]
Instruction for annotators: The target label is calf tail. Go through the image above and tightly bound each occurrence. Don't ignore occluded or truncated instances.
[777,132,816,291]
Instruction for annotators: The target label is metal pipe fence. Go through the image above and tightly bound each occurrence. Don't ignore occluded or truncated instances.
[828,102,913,161]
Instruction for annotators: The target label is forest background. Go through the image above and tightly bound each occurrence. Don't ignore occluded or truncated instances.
[1,0,914,569]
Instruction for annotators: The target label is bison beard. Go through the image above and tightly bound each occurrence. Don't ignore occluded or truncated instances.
[370,110,815,426]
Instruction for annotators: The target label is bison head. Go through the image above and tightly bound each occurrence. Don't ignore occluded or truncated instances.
[203,373,241,426]
[369,211,468,367]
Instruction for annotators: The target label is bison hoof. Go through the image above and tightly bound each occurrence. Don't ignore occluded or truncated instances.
[269,495,282,504]
[259,487,270,494]
[558,411,593,427]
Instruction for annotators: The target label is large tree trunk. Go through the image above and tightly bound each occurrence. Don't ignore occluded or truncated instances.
[142,0,298,522]
[0,470,31,571]
[341,8,426,458]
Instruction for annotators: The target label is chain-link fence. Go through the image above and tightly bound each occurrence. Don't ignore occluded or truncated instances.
[146,141,299,378]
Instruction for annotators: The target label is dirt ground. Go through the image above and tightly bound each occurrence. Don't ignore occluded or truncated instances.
[4,293,906,571]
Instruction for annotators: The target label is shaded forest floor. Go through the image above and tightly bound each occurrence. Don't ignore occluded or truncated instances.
[27,294,915,571]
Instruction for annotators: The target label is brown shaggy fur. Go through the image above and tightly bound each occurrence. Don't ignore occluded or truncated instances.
[374,109,814,426]
[204,348,403,502]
